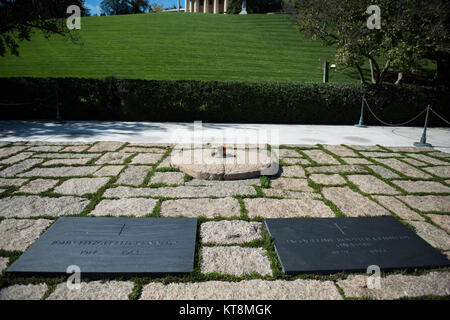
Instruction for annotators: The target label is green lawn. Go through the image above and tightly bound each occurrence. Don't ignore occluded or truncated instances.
[0,13,359,82]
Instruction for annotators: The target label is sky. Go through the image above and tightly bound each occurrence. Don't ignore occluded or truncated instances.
[85,0,184,15]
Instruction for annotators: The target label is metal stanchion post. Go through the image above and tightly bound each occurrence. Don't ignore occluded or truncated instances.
[354,95,367,128]
[413,105,432,147]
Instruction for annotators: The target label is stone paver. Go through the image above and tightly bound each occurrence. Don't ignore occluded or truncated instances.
[104,185,256,198]
[122,147,166,153]
[90,198,157,217]
[367,165,400,178]
[348,145,382,151]
[347,175,399,194]
[280,165,306,178]
[323,145,358,157]
[0,257,8,273]
[0,196,89,218]
[0,146,27,158]
[309,174,346,185]
[406,154,449,165]
[0,284,48,300]
[427,214,450,233]
[19,166,100,177]
[0,218,52,251]
[161,198,240,218]
[387,146,435,152]
[409,221,450,250]
[263,189,319,199]
[95,152,131,165]
[61,145,90,152]
[422,166,450,178]
[270,178,312,192]
[201,247,272,276]
[281,157,309,165]
[140,279,342,300]
[306,165,367,174]
[185,179,259,187]
[360,152,403,158]
[33,153,100,159]
[149,172,185,185]
[244,198,334,218]
[376,158,431,178]
[47,281,133,300]
[130,153,163,164]
[0,159,43,177]
[87,141,125,152]
[201,220,262,244]
[0,178,28,187]
[397,195,450,212]
[156,157,171,168]
[0,152,32,165]
[322,187,389,217]
[373,196,424,221]
[18,179,59,193]
[116,165,152,186]
[401,158,427,167]
[42,158,90,166]
[93,165,124,177]
[303,150,340,164]
[128,143,171,148]
[337,272,450,299]
[392,180,450,193]
[54,177,109,195]
[431,151,450,159]
[343,158,372,165]
[279,149,301,158]
[28,146,63,152]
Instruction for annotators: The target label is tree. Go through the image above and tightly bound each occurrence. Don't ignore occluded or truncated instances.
[100,0,149,15]
[284,0,450,84]
[100,0,130,15]
[0,0,87,57]
[149,2,163,12]
[129,0,150,14]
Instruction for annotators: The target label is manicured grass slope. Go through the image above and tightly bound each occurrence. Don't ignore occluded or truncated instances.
[0,13,358,82]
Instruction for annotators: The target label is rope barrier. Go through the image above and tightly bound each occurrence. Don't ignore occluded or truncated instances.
[362,96,428,127]
[356,94,450,147]
[430,108,450,125]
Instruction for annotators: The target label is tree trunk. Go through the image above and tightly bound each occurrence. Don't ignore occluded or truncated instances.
[434,57,450,83]
[394,72,403,85]
[355,64,366,84]
[369,59,377,84]
[378,59,391,84]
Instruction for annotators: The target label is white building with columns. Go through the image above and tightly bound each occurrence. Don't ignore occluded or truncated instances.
[185,0,228,14]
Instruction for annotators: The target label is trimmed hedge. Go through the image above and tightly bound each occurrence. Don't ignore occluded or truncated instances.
[0,77,448,126]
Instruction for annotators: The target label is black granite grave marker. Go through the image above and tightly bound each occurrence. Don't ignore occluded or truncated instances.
[6,217,197,277]
[265,216,450,274]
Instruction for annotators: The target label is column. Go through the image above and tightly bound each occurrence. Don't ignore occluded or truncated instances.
[223,0,227,13]
[185,0,189,12]
[190,0,194,12]
[204,0,209,13]
[213,0,218,13]
[194,0,199,12]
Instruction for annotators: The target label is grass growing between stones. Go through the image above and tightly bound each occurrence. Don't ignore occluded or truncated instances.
[1,142,449,300]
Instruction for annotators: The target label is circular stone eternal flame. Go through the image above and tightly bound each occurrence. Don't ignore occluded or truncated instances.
[170,146,277,180]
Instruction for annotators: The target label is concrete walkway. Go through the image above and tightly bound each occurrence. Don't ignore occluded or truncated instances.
[0,120,449,152]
